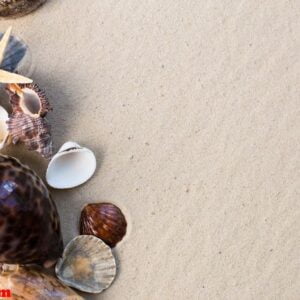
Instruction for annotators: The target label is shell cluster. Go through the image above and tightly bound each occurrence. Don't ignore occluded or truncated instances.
[0,26,129,298]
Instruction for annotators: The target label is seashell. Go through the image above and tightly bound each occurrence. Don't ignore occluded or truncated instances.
[5,83,53,159]
[56,235,116,294]
[0,30,33,76]
[0,155,63,267]
[80,203,127,247]
[0,106,9,149]
[46,141,97,189]
[0,0,47,18]
[0,264,83,299]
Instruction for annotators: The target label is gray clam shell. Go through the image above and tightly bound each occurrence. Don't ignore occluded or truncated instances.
[55,235,117,294]
[0,32,33,76]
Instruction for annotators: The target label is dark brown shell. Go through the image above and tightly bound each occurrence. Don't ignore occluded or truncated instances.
[0,0,47,18]
[0,265,83,299]
[7,112,52,159]
[80,203,127,247]
[0,155,63,267]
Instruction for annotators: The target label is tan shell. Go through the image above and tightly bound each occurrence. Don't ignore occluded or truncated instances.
[5,83,53,159]
[0,0,47,18]
[0,264,83,299]
[56,235,117,294]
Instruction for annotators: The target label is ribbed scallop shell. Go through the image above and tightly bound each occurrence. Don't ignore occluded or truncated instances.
[7,112,52,159]
[0,0,47,18]
[0,32,33,76]
[80,203,127,247]
[0,265,83,300]
[0,155,63,266]
[55,235,117,294]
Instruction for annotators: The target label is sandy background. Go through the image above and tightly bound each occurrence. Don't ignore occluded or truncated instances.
[0,0,299,299]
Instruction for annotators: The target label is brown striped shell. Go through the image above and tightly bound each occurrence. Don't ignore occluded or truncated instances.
[5,83,53,159]
[80,203,127,247]
[0,0,47,18]
[0,264,83,299]
[0,155,63,267]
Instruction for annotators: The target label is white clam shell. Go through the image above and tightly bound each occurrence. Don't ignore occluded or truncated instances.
[55,235,116,294]
[46,141,96,189]
[0,105,9,149]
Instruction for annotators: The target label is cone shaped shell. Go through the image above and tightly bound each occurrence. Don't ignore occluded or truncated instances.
[0,265,83,299]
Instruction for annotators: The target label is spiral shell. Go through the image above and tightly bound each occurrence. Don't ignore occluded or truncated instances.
[5,83,53,159]
[0,155,63,267]
[0,265,83,299]
[80,203,127,247]
[0,0,47,18]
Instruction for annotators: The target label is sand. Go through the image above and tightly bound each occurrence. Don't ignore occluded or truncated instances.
[0,0,299,299]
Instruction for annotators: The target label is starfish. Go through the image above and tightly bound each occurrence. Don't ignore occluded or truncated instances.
[0,26,32,84]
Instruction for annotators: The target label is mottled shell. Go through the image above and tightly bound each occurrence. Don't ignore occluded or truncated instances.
[56,235,116,294]
[0,31,33,76]
[0,0,47,18]
[6,83,53,159]
[0,155,63,267]
[80,203,127,247]
[0,264,83,299]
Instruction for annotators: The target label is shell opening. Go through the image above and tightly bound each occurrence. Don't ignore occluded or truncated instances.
[20,88,41,117]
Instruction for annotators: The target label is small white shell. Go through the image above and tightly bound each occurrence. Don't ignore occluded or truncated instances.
[0,105,9,149]
[55,235,116,294]
[46,141,96,189]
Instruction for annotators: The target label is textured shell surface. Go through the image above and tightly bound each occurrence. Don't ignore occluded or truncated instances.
[0,264,83,300]
[55,235,117,294]
[80,203,127,248]
[46,141,96,189]
[0,155,63,266]
[0,106,9,149]
[0,0,47,18]
[6,83,53,159]
[0,31,33,76]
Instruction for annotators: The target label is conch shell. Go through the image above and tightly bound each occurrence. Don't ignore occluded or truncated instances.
[0,106,9,149]
[0,0,47,18]
[0,155,63,267]
[0,264,83,299]
[5,83,53,159]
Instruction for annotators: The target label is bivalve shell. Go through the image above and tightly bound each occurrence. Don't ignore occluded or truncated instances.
[55,235,117,294]
[80,203,127,247]
[46,141,97,189]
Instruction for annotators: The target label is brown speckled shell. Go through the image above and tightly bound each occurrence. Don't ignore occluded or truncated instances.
[6,83,52,117]
[0,0,46,18]
[0,155,63,266]
[80,203,127,247]
[7,112,52,159]
[0,265,83,299]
